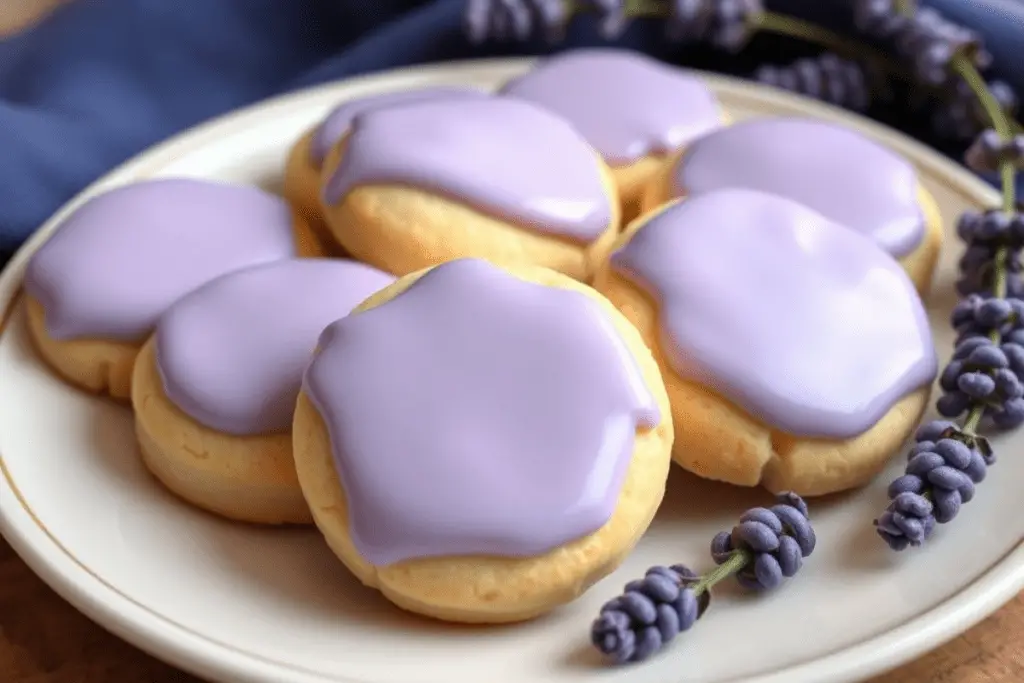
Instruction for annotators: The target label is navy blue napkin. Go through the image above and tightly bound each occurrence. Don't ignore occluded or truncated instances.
[1,0,1022,264]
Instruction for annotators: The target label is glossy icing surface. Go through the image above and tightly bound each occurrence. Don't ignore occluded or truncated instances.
[611,189,936,438]
[156,259,394,435]
[322,98,613,243]
[309,86,486,164]
[674,117,924,257]
[24,179,297,342]
[303,258,660,565]
[501,48,723,165]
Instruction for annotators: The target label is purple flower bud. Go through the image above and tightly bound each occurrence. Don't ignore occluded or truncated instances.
[592,563,705,662]
[990,80,1019,116]
[940,360,964,391]
[932,438,973,469]
[965,343,1009,369]
[994,368,1024,399]
[937,390,971,417]
[914,420,958,442]
[992,397,1024,429]
[953,336,992,360]
[957,371,996,399]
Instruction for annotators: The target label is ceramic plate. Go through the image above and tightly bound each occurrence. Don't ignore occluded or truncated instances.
[1,59,1022,683]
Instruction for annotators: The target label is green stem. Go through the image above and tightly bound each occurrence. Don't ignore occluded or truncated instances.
[756,12,883,62]
[893,0,917,15]
[690,549,751,596]
[963,406,985,436]
[954,58,1015,147]
[612,0,664,18]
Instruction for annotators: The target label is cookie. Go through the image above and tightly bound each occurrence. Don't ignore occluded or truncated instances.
[641,116,943,293]
[132,258,393,524]
[501,48,726,222]
[24,178,311,399]
[319,97,621,281]
[595,189,937,496]
[292,211,333,257]
[283,86,486,221]
[292,258,672,623]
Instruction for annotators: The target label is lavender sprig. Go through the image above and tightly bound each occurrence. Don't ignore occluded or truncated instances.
[754,54,872,112]
[591,493,814,663]
[665,0,764,52]
[874,40,1021,549]
[874,420,991,550]
[464,0,568,43]
[853,1,989,85]
[465,0,667,43]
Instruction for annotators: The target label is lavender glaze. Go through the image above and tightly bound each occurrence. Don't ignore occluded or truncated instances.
[309,86,487,164]
[303,258,660,565]
[155,259,394,436]
[611,189,936,438]
[501,48,723,165]
[322,98,613,243]
[24,179,298,342]
[674,117,925,257]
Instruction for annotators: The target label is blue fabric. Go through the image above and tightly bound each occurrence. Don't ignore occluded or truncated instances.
[1,0,1023,264]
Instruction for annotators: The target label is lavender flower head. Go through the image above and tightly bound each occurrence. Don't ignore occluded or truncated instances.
[591,564,707,664]
[956,212,1024,299]
[666,0,764,52]
[936,314,1024,430]
[875,421,991,550]
[463,0,567,44]
[710,492,816,591]
[592,493,815,664]
[755,53,871,112]
[463,0,629,43]
[853,1,988,85]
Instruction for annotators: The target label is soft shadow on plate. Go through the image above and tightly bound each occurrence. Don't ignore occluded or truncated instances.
[652,467,768,526]
[829,482,911,574]
[7,302,142,489]
[211,509,553,641]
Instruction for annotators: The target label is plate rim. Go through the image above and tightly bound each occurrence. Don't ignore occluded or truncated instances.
[1,56,1021,683]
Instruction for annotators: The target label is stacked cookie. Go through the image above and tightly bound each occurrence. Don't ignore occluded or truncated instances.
[22,48,941,624]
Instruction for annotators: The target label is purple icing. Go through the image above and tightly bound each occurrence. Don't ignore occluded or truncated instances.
[674,117,925,257]
[309,87,487,164]
[155,259,394,436]
[24,179,298,342]
[501,48,723,165]
[322,98,614,243]
[611,188,937,439]
[303,258,660,565]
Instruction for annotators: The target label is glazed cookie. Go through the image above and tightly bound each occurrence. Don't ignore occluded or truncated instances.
[501,48,725,221]
[293,258,672,623]
[132,258,393,525]
[595,189,938,496]
[319,97,621,281]
[642,117,943,293]
[292,212,333,257]
[24,178,311,400]
[283,86,486,220]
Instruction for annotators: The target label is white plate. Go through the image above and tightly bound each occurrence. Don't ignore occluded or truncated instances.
[1,58,1022,683]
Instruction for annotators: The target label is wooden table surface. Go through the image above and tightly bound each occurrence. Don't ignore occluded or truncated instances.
[0,1,1022,681]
